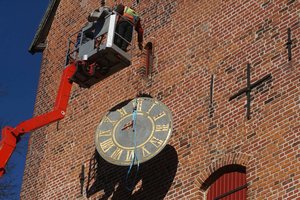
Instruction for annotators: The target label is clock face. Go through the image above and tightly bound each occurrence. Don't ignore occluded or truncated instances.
[95,97,173,166]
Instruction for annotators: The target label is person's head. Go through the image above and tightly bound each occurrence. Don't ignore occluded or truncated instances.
[100,0,105,6]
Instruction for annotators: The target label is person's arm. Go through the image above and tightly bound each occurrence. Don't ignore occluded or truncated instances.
[135,19,144,50]
[114,4,124,15]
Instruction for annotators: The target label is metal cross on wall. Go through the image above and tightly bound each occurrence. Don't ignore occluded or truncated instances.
[229,63,272,120]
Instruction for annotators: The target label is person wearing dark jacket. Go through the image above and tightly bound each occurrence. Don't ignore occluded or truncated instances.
[114,4,144,51]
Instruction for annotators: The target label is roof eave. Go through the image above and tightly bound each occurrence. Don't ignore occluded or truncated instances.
[28,0,61,54]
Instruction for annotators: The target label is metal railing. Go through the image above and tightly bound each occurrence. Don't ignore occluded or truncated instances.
[65,30,81,66]
[64,10,136,67]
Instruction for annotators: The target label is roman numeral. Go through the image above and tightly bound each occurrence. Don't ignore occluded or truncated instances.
[150,137,163,148]
[111,147,123,160]
[100,138,114,153]
[125,150,135,161]
[103,116,117,126]
[146,103,156,114]
[141,146,151,157]
[98,129,111,137]
[136,99,143,112]
[117,108,128,117]
[153,111,166,121]
[155,124,170,132]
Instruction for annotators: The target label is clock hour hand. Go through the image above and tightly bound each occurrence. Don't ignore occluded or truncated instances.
[121,120,133,131]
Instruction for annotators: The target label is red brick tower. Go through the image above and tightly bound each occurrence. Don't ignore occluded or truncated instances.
[21,0,300,199]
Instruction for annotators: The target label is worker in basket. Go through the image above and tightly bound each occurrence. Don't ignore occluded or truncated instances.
[87,5,112,41]
[114,3,144,51]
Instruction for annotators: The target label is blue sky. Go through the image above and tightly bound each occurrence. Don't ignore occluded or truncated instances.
[0,1,49,199]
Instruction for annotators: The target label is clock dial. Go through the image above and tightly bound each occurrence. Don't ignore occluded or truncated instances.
[95,97,173,166]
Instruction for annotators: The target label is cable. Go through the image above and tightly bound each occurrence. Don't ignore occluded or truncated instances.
[125,98,140,191]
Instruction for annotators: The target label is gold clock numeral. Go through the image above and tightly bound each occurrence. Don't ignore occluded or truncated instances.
[98,129,111,137]
[141,146,151,157]
[150,136,163,148]
[125,150,134,161]
[117,108,128,117]
[100,138,114,153]
[111,147,123,160]
[153,111,166,121]
[146,103,156,114]
[155,124,170,132]
[103,116,117,126]
[136,98,143,112]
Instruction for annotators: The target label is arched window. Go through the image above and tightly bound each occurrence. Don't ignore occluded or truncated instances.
[202,165,247,200]
[145,42,153,78]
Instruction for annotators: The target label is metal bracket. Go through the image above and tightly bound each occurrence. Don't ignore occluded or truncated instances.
[286,28,293,61]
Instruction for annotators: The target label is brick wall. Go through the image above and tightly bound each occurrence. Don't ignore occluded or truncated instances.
[21,0,300,199]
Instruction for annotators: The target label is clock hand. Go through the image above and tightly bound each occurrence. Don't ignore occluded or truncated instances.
[121,120,133,131]
[122,100,137,131]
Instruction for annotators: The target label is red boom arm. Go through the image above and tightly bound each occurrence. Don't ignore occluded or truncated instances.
[0,64,76,177]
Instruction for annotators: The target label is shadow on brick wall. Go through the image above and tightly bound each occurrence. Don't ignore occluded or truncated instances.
[86,145,178,199]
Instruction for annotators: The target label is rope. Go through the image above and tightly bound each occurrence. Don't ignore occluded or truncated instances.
[125,98,140,191]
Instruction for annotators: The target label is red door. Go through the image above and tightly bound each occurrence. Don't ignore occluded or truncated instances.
[207,171,247,200]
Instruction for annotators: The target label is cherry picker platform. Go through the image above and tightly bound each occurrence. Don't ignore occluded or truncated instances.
[67,10,132,88]
[0,10,135,176]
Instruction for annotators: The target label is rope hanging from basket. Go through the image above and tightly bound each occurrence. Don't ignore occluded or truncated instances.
[125,97,140,191]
